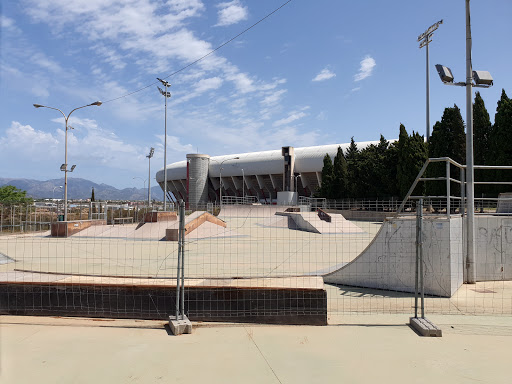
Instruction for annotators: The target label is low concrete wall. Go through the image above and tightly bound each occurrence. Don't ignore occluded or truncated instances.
[143,211,177,223]
[166,212,227,241]
[0,281,327,325]
[51,220,106,238]
[475,216,512,281]
[325,209,392,222]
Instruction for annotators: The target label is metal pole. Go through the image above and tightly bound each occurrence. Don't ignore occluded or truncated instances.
[148,156,151,208]
[446,160,451,218]
[418,198,425,318]
[180,200,185,320]
[414,201,420,318]
[176,199,183,320]
[219,168,223,207]
[241,169,245,201]
[426,41,431,141]
[465,0,476,283]
[64,117,69,221]
[164,84,168,212]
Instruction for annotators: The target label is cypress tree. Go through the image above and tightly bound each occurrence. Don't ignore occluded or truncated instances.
[332,146,348,199]
[397,124,428,198]
[473,92,492,195]
[490,89,512,193]
[345,137,359,197]
[318,154,335,198]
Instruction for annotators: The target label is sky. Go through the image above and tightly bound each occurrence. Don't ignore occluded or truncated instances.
[1,0,511,189]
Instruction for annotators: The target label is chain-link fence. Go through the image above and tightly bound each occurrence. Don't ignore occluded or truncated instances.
[1,162,511,325]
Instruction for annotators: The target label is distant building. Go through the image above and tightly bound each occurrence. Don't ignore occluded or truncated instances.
[156,141,380,206]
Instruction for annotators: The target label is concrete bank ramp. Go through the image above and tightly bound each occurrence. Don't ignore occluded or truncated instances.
[219,205,291,219]
[322,217,464,297]
[277,211,365,234]
[74,221,171,241]
[166,211,228,241]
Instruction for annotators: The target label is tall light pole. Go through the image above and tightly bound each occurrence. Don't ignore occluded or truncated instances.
[435,0,493,283]
[241,168,245,200]
[146,147,154,208]
[294,174,301,193]
[418,19,443,142]
[34,101,102,221]
[157,78,171,211]
[214,157,240,206]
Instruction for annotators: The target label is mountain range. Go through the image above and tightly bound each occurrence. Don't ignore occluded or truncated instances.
[0,177,164,201]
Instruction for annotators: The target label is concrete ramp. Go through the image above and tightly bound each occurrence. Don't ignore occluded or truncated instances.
[323,217,463,297]
[277,211,365,234]
[74,221,171,241]
[166,212,227,241]
[219,205,290,218]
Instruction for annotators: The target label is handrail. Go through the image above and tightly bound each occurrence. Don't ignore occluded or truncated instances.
[396,157,512,218]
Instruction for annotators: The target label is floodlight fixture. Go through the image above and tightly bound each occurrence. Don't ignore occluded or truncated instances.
[70,165,76,172]
[473,70,493,86]
[157,78,171,87]
[418,20,443,43]
[157,86,171,98]
[89,101,102,106]
[60,164,66,171]
[147,147,155,159]
[435,64,455,83]
[436,64,493,88]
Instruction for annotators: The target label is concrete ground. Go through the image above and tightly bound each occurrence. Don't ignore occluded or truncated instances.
[1,314,511,384]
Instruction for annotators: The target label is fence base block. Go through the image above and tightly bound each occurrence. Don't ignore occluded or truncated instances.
[409,317,442,337]
[169,315,192,335]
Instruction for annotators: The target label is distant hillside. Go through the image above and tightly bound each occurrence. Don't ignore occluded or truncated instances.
[0,177,164,201]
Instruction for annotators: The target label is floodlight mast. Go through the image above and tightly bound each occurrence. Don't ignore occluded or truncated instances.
[418,19,443,142]
[435,1,493,284]
[33,101,101,221]
[157,78,171,211]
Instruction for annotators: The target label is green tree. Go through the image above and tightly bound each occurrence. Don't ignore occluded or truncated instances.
[318,154,335,198]
[473,92,492,165]
[397,124,428,198]
[473,92,492,195]
[0,185,32,204]
[345,137,360,197]
[428,105,466,199]
[332,146,348,198]
[490,89,512,193]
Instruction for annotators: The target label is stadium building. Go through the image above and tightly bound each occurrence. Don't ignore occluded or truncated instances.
[156,141,379,207]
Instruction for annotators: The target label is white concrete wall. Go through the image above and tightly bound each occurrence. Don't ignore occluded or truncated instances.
[475,216,512,281]
[323,217,463,297]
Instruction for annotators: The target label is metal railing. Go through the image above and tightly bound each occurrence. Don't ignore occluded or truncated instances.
[397,157,512,217]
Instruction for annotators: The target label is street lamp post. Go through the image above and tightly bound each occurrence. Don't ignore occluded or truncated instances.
[435,0,493,284]
[294,174,301,193]
[34,101,102,221]
[214,157,240,206]
[53,185,62,218]
[146,147,154,208]
[241,168,245,200]
[418,20,443,142]
[157,78,171,211]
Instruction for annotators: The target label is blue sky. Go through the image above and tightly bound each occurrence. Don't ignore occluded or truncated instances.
[1,0,511,188]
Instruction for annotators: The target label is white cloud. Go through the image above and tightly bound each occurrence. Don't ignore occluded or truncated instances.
[155,134,194,153]
[0,121,59,151]
[312,68,336,82]
[273,111,307,127]
[354,55,376,82]
[216,1,248,27]
[351,87,361,92]
[195,77,223,93]
[261,89,287,106]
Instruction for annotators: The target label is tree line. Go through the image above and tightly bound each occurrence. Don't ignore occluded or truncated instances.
[318,89,512,199]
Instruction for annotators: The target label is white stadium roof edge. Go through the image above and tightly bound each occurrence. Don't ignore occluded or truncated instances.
[155,140,387,204]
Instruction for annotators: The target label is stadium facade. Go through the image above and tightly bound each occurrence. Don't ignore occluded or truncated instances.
[156,141,379,206]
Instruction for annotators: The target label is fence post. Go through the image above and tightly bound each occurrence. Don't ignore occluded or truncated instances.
[169,199,192,335]
[446,160,451,218]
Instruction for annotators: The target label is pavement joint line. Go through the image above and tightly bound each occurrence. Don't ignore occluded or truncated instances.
[243,325,283,384]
